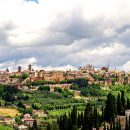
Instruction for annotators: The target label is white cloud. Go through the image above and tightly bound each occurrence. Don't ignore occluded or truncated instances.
[0,0,130,70]
[33,64,77,71]
[17,57,37,65]
[0,57,37,71]
[122,61,130,71]
[0,57,77,72]
[1,0,130,47]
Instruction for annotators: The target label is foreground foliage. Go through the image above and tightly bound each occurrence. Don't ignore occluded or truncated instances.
[48,91,130,130]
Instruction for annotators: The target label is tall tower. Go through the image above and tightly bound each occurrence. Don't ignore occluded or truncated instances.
[28,65,32,71]
[6,68,9,73]
[18,66,22,72]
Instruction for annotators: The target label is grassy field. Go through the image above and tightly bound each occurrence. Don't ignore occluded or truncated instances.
[0,125,12,130]
[0,108,20,117]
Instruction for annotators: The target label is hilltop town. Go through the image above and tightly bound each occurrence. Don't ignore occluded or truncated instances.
[0,64,130,90]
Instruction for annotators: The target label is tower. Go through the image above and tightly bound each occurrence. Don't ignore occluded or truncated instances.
[18,66,22,72]
[28,65,32,71]
[6,68,9,73]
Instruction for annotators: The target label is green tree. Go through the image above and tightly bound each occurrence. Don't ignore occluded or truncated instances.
[26,108,33,115]
[15,115,22,124]
[2,92,15,102]
[117,93,124,115]
[17,101,25,109]
[70,84,79,90]
[121,91,125,115]
[121,91,125,109]
[78,112,83,128]
[38,86,50,92]
[104,93,116,122]
[82,103,93,130]
[93,107,98,127]
[127,98,130,109]
[74,78,88,88]
[71,106,78,127]
[54,87,62,93]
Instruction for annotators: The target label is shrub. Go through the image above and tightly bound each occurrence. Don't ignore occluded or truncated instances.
[70,84,79,90]
[54,87,62,93]
[81,86,107,97]
[38,85,50,91]
[21,73,29,80]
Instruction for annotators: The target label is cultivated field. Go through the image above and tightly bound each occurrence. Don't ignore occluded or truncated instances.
[0,108,20,117]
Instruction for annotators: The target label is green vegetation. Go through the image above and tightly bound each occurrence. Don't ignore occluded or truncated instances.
[54,87,62,93]
[80,85,108,97]
[0,84,86,129]
[70,82,108,97]
[1,78,130,129]
[25,91,84,111]
[104,92,117,122]
[21,73,29,80]
[9,73,29,79]
[2,85,20,102]
[91,74,105,81]
[48,91,130,130]
[38,85,50,91]
[0,125,13,130]
[70,80,130,98]
[9,75,21,78]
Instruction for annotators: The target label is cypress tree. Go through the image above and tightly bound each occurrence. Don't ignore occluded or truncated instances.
[121,91,125,114]
[82,103,93,130]
[78,113,82,128]
[117,93,123,115]
[104,93,116,122]
[81,112,84,126]
[71,106,78,127]
[93,107,100,129]
[58,116,64,130]
[93,107,97,128]
[68,112,73,130]
[127,98,130,109]
[62,113,68,130]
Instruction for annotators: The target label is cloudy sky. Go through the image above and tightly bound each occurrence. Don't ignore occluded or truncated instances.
[0,0,130,71]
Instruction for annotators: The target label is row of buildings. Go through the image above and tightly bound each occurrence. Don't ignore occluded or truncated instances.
[0,64,130,88]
